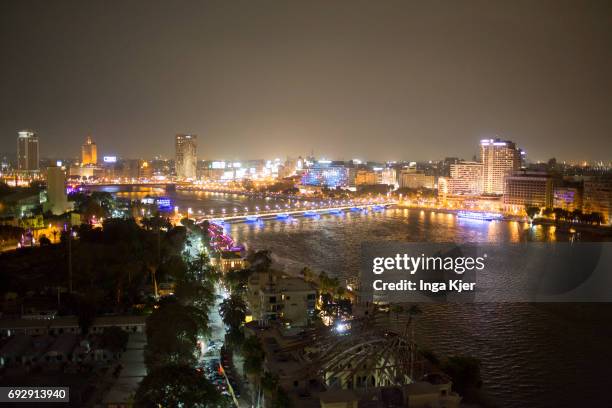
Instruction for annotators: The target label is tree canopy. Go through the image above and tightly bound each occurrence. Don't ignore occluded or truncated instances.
[134,364,220,408]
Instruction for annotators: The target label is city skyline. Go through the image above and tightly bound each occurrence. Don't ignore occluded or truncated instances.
[3,129,612,167]
[1,1,611,162]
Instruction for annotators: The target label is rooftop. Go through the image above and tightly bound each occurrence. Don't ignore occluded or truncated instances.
[0,315,146,331]
[220,250,243,259]
[278,277,317,292]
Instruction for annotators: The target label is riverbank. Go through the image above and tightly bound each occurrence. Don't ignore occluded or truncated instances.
[532,218,612,236]
[395,205,526,222]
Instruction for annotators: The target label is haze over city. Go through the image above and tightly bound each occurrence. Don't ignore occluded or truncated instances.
[2,2,612,408]
[1,0,611,162]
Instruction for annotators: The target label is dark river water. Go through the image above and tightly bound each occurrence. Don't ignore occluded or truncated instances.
[94,186,612,407]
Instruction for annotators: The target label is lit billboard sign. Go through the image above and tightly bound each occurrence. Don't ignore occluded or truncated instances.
[103,156,117,163]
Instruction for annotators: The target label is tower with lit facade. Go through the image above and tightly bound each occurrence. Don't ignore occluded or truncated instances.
[17,130,39,172]
[480,138,521,195]
[81,135,98,165]
[175,134,197,179]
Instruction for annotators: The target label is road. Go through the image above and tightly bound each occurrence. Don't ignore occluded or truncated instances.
[198,284,255,408]
[185,228,255,407]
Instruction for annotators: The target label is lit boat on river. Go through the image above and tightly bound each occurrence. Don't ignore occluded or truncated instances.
[457,211,503,221]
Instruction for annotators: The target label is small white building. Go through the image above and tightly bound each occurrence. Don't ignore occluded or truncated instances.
[248,273,317,327]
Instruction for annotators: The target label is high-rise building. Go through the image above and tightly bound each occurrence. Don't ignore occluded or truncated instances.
[583,177,611,225]
[17,130,39,172]
[480,138,521,195]
[447,162,484,196]
[398,168,435,189]
[45,166,71,215]
[503,170,553,212]
[81,135,98,165]
[175,134,197,179]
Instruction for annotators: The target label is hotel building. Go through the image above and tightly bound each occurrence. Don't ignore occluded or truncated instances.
[175,134,197,179]
[17,130,39,173]
[480,138,521,195]
[447,162,483,196]
[503,171,553,212]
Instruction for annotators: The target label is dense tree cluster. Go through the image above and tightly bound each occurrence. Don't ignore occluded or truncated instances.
[135,364,220,408]
[69,191,115,220]
[541,207,604,225]
[0,217,181,314]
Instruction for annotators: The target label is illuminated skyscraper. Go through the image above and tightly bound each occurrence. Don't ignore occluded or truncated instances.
[17,130,39,172]
[480,138,521,195]
[81,135,98,165]
[175,134,197,179]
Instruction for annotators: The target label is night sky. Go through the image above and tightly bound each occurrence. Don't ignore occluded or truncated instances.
[1,0,611,162]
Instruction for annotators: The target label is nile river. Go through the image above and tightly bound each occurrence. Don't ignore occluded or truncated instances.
[94,186,612,408]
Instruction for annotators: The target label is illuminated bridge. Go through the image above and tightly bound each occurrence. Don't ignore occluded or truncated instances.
[195,201,396,223]
[79,182,182,191]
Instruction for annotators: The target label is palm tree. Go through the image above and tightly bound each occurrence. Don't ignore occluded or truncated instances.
[219,294,247,330]
[524,205,540,222]
[300,266,316,282]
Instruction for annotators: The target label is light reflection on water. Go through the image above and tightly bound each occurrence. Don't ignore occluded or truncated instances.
[90,187,609,407]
